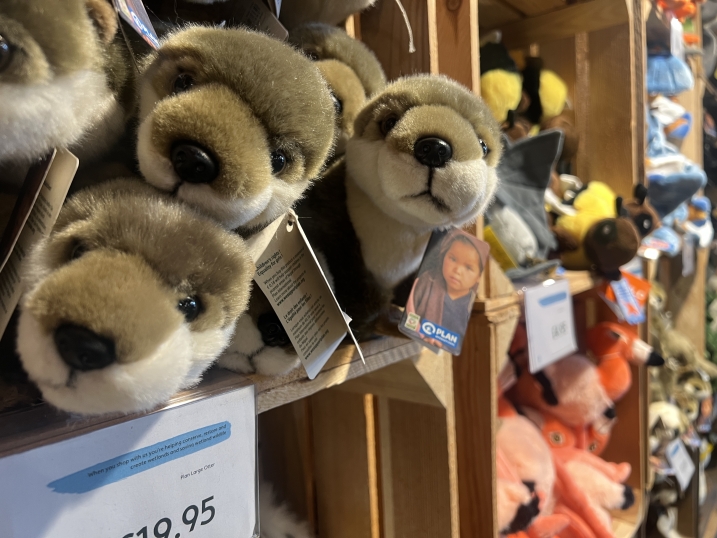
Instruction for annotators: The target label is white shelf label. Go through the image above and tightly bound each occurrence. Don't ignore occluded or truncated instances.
[666,438,695,492]
[524,279,577,373]
[0,385,257,538]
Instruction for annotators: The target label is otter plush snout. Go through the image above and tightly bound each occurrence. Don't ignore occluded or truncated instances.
[17,179,254,415]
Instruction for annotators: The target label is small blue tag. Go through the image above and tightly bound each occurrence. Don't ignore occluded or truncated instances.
[610,278,645,325]
[419,319,460,350]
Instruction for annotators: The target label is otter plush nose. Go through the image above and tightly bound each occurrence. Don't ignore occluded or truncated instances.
[414,137,453,168]
[171,142,218,184]
[54,324,116,371]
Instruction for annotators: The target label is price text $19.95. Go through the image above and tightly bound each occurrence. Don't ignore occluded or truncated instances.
[122,496,215,538]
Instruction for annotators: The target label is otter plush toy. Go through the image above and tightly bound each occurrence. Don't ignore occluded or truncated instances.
[289,23,386,155]
[0,0,134,189]
[16,179,254,415]
[136,27,336,376]
[296,74,502,340]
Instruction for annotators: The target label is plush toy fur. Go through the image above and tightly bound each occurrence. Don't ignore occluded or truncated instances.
[289,23,386,98]
[259,481,314,538]
[137,26,336,232]
[17,179,254,414]
[297,74,502,338]
[289,23,386,155]
[0,0,133,171]
[279,0,379,30]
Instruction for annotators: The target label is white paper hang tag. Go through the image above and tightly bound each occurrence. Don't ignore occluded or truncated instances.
[666,438,695,492]
[249,211,363,379]
[671,17,685,62]
[0,378,257,538]
[0,149,78,337]
[524,279,577,373]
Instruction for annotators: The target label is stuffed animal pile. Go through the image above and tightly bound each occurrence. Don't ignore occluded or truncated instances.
[646,283,716,537]
[497,320,662,537]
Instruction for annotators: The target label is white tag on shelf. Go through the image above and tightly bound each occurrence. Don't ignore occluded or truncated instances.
[524,279,577,373]
[671,18,685,62]
[666,438,695,492]
[682,235,695,276]
[248,211,363,379]
[0,383,257,538]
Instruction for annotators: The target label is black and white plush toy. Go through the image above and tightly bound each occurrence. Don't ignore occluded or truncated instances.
[16,179,254,415]
[296,74,502,340]
[136,27,337,376]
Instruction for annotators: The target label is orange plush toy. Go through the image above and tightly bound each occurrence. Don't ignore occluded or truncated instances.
[586,322,664,402]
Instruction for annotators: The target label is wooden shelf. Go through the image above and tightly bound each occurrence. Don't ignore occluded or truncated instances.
[474,263,599,313]
[0,336,428,451]
[250,337,428,413]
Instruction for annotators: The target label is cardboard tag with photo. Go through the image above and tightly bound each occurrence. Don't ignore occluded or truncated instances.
[601,271,650,325]
[112,0,160,49]
[247,211,363,379]
[0,149,78,337]
[400,228,490,355]
[524,279,577,373]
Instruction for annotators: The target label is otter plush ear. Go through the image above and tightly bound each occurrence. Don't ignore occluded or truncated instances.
[85,0,119,44]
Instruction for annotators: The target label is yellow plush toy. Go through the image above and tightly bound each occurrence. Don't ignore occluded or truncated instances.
[553,182,640,278]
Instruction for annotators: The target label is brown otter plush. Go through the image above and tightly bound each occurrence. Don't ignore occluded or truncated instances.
[0,0,134,187]
[289,23,386,156]
[16,179,254,415]
[296,75,502,339]
[137,27,336,377]
[137,26,335,233]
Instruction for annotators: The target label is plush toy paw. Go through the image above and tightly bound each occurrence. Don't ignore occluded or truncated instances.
[252,346,301,377]
[218,316,301,377]
[218,316,266,374]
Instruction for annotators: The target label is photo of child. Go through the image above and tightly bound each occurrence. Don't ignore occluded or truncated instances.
[401,228,490,354]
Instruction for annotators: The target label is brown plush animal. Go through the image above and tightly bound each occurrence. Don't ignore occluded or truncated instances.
[137,27,337,377]
[289,22,386,155]
[0,0,134,189]
[16,179,254,415]
[137,26,336,233]
[296,75,502,339]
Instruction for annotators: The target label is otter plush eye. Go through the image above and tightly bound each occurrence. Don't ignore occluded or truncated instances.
[270,150,287,174]
[172,73,194,95]
[331,93,343,115]
[305,50,320,61]
[380,115,399,136]
[479,139,490,157]
[69,242,88,261]
[0,35,13,73]
[178,296,202,322]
